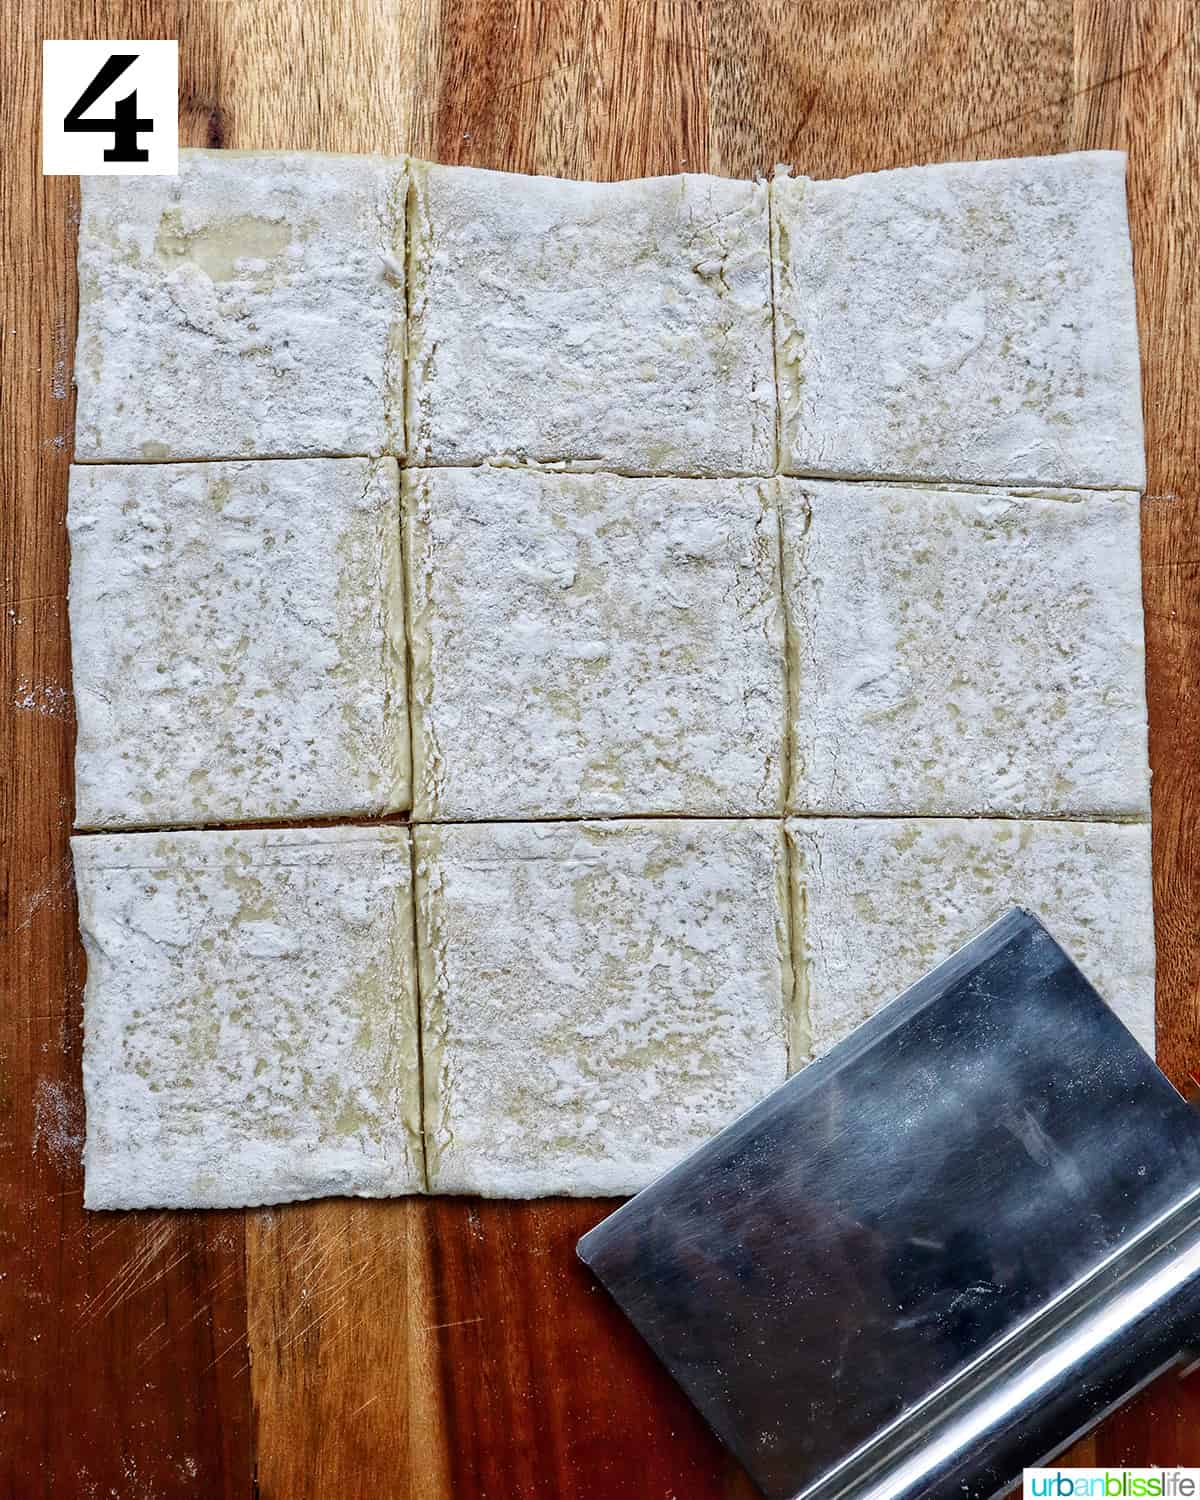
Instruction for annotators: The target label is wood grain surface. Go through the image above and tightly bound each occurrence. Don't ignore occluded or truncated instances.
[3,2,1198,1496]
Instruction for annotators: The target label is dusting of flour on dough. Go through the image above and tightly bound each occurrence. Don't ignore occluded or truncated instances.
[786,817,1155,1056]
[416,818,791,1197]
[407,163,774,474]
[772,152,1144,488]
[74,149,406,460]
[73,825,423,1209]
[405,466,786,820]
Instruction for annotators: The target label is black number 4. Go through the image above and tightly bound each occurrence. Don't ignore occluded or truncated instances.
[63,54,153,163]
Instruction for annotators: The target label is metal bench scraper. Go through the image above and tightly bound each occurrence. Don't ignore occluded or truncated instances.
[578,908,1200,1500]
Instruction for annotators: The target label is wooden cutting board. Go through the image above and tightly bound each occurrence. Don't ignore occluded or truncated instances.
[3,3,1198,1496]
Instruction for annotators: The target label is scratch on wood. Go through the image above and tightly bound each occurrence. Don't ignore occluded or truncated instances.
[78,1217,183,1326]
[202,1330,250,1375]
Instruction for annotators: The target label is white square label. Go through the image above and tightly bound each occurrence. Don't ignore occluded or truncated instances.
[43,40,178,176]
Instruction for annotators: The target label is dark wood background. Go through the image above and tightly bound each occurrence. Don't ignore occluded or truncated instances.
[3,2,1198,1495]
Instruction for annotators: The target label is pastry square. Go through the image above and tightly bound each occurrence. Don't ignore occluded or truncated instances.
[75,826,423,1208]
[405,467,786,820]
[781,481,1150,818]
[69,457,409,829]
[74,149,405,461]
[773,152,1144,489]
[785,817,1155,1056]
[406,164,774,474]
[415,819,791,1196]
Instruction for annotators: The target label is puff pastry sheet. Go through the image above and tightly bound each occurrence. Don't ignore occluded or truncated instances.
[781,480,1150,818]
[415,819,791,1197]
[772,152,1145,489]
[406,163,775,474]
[76,826,423,1209]
[786,817,1155,1058]
[74,150,405,461]
[69,457,409,829]
[68,148,1154,1209]
[405,466,786,820]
